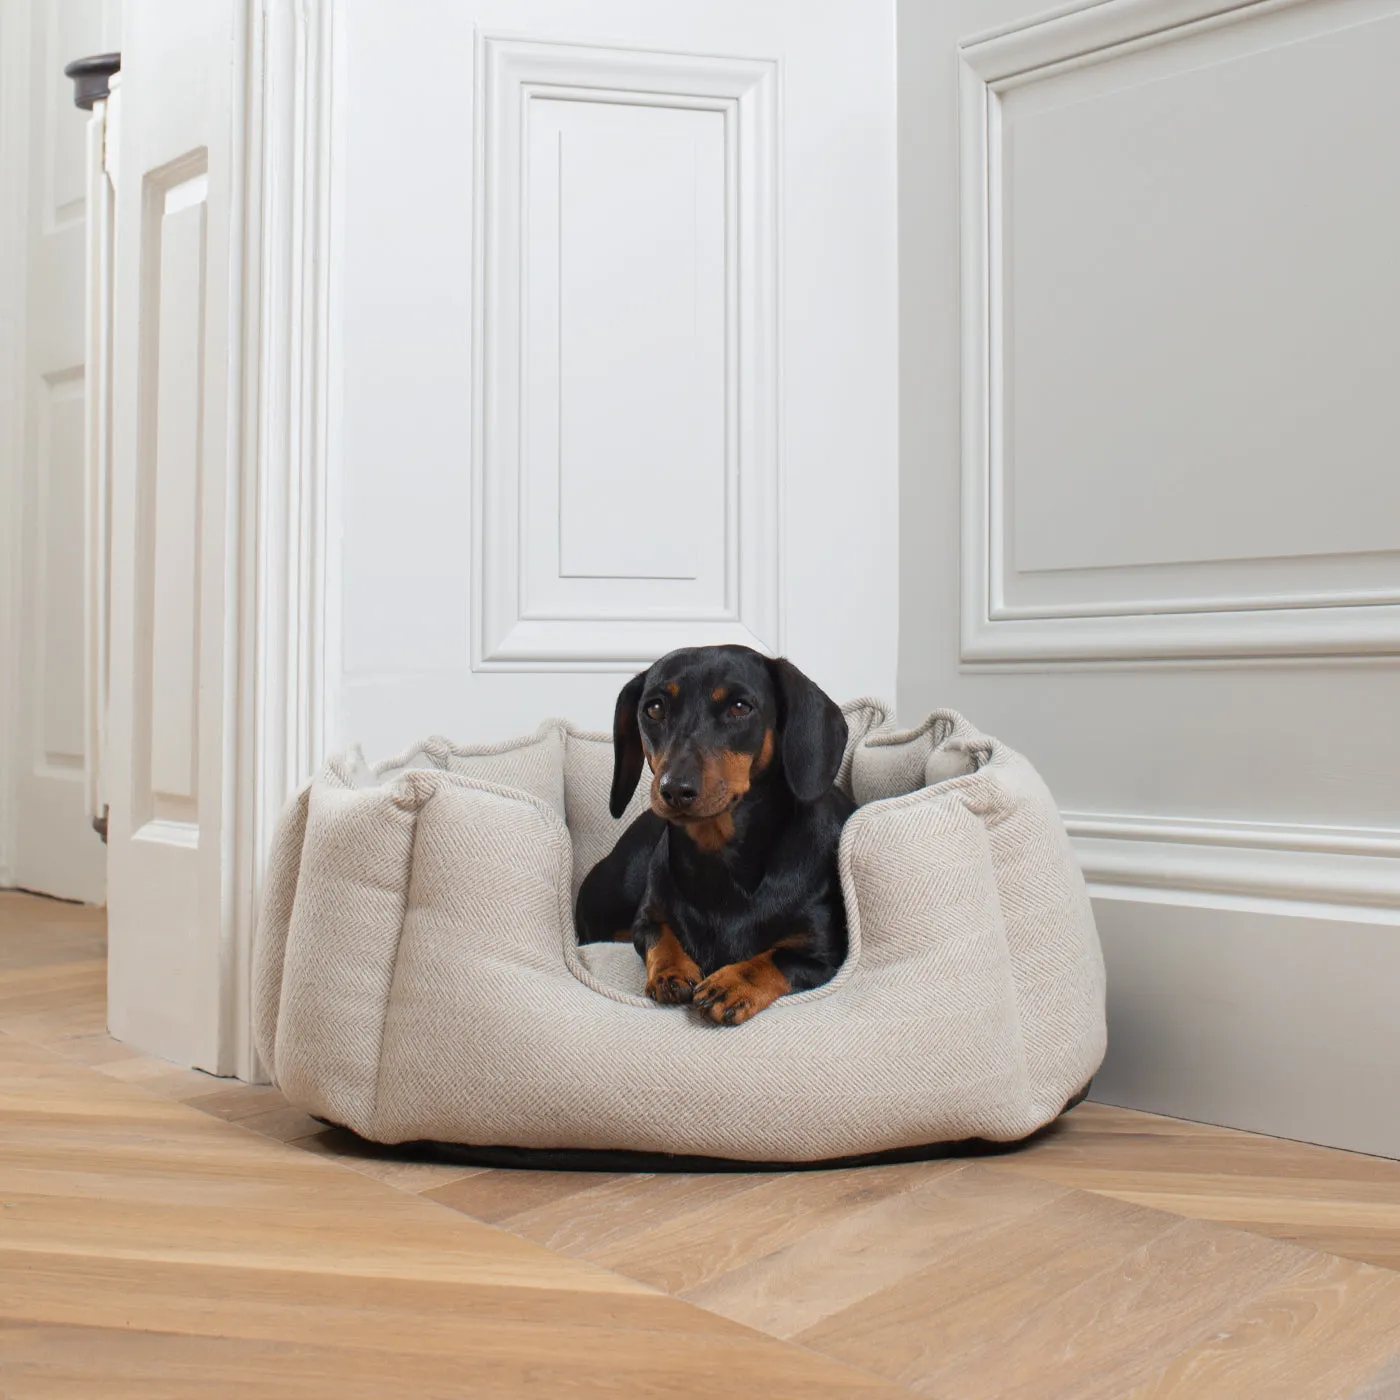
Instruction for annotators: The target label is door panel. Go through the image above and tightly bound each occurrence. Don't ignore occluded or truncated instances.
[2,0,119,902]
[105,0,234,1067]
[900,0,1400,1155]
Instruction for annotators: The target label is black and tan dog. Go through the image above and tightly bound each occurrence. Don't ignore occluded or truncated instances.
[575,645,853,1025]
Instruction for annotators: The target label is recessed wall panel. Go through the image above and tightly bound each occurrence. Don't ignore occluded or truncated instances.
[1008,13,1400,582]
[475,37,779,668]
[532,99,725,586]
[960,0,1400,659]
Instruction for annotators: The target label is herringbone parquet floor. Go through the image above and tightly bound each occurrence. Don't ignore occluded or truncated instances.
[3,889,1399,1398]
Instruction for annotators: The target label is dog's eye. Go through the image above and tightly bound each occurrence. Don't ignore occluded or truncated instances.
[726,699,753,719]
[643,699,666,722]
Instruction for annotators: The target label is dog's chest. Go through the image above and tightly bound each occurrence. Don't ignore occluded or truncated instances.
[669,870,793,972]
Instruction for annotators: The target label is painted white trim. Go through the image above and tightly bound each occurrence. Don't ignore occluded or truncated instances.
[961,0,1315,80]
[226,0,336,1080]
[133,818,200,850]
[471,33,781,671]
[0,0,33,889]
[82,95,116,830]
[958,0,1400,664]
[1066,810,1400,911]
[1089,891,1400,1157]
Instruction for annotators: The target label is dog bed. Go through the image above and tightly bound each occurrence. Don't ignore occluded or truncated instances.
[252,702,1105,1164]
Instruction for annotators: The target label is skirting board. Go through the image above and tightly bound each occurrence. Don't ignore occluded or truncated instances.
[1088,892,1400,1160]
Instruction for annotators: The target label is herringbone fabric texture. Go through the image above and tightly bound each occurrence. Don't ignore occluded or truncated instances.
[252,705,1105,1161]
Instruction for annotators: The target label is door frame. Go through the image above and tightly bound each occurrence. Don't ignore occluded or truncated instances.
[104,0,336,1080]
[0,0,33,890]
[221,0,337,1080]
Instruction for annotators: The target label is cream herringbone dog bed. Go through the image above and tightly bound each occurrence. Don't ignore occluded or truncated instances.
[252,702,1105,1163]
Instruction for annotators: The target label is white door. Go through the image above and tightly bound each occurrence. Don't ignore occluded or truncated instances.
[900,0,1400,1156]
[332,0,899,753]
[104,0,239,1068]
[0,0,119,903]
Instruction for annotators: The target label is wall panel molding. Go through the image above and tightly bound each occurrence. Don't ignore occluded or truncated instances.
[959,0,1400,664]
[1066,809,1400,911]
[472,34,780,671]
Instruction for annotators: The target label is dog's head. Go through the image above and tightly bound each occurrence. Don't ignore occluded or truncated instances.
[608,645,848,823]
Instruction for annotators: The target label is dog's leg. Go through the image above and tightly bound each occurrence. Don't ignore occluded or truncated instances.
[692,951,791,1025]
[636,918,702,1005]
[692,936,841,1025]
[573,812,665,944]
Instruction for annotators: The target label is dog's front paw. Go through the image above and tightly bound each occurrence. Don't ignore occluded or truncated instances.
[646,965,698,1004]
[645,927,701,1005]
[692,957,789,1026]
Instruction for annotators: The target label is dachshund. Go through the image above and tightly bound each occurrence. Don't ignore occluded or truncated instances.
[574,644,853,1025]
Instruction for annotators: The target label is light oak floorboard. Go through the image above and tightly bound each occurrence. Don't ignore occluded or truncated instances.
[998,1101,1400,1270]
[0,1032,905,1398]
[6,891,1400,1398]
[1118,1252,1400,1400]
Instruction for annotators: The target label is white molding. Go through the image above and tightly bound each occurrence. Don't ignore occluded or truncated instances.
[225,0,335,1079]
[962,0,1315,82]
[959,0,1400,665]
[471,34,780,671]
[1066,810,1400,911]
[81,96,115,830]
[0,0,31,887]
[133,818,200,851]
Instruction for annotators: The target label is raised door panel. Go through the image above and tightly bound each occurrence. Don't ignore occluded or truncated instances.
[137,162,207,832]
[34,369,88,779]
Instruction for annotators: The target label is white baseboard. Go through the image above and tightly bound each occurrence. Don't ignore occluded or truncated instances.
[1066,810,1400,1156]
[1082,871,1400,1159]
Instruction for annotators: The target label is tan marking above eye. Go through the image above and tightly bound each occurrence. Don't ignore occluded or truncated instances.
[711,686,728,703]
[666,683,680,698]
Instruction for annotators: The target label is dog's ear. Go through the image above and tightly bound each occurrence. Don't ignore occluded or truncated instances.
[768,658,847,803]
[609,670,649,818]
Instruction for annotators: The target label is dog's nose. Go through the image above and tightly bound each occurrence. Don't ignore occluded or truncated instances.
[659,775,699,810]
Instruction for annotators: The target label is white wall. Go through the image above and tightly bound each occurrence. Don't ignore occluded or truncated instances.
[898,0,1400,1155]
[330,0,900,758]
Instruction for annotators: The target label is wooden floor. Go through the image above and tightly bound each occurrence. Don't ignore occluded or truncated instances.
[3,890,1400,1397]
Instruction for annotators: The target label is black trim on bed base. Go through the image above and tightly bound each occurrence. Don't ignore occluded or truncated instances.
[307,1081,1093,1174]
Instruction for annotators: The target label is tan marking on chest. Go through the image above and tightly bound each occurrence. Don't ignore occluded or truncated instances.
[685,811,736,852]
